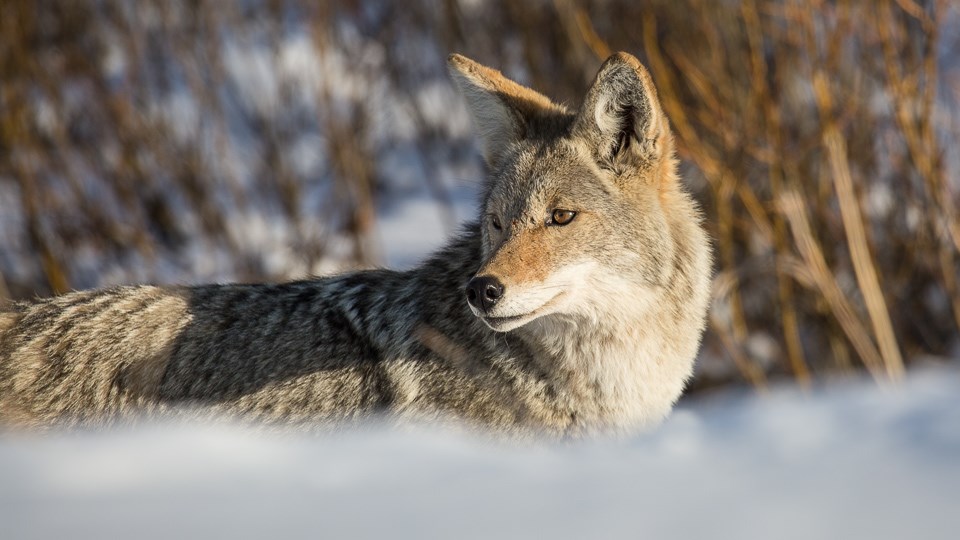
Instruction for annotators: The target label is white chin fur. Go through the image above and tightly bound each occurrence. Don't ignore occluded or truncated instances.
[466,303,532,332]
[480,312,538,332]
[479,292,569,332]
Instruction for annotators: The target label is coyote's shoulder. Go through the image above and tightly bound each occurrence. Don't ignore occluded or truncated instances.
[0,52,711,437]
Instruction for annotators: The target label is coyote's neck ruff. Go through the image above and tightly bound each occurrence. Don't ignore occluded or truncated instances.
[0,53,711,436]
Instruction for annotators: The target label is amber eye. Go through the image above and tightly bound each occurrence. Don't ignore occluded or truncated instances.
[551,209,577,226]
[490,215,502,231]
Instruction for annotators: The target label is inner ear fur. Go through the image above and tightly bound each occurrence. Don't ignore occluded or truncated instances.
[447,54,566,167]
[573,52,669,170]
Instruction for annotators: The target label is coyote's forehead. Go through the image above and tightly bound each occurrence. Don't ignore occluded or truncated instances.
[486,142,616,220]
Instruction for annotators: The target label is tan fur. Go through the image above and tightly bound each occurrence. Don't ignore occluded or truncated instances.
[113,294,191,402]
[447,54,564,121]
[0,313,14,335]
[447,54,570,165]
[478,228,555,287]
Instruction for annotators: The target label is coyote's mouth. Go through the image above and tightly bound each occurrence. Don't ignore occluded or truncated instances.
[480,293,565,332]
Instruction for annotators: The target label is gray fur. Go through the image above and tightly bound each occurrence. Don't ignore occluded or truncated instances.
[0,53,712,437]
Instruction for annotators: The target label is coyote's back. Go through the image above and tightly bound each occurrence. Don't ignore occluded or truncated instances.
[0,52,711,437]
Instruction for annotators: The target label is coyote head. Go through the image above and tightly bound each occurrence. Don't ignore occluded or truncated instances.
[449,52,686,333]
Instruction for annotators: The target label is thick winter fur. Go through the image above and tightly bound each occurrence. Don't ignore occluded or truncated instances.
[0,52,711,437]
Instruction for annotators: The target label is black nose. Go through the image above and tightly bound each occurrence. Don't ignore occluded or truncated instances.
[466,276,505,312]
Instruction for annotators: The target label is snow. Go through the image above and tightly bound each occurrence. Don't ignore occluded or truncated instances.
[2,366,957,540]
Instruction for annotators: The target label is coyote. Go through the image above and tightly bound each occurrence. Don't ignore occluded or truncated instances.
[0,52,711,436]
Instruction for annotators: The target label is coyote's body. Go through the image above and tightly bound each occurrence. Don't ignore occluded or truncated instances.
[0,53,711,436]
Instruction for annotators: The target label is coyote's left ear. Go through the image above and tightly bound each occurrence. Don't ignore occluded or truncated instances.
[574,52,670,173]
[448,53,564,168]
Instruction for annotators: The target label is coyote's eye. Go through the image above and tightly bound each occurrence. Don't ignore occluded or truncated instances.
[550,209,577,226]
[490,215,503,231]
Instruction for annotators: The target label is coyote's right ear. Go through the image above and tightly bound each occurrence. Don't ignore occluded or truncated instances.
[574,52,669,173]
[448,54,563,168]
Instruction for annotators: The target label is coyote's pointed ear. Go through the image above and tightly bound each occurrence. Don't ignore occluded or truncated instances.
[574,52,669,173]
[448,54,563,167]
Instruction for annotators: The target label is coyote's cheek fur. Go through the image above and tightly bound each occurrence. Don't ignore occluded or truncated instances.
[0,52,711,437]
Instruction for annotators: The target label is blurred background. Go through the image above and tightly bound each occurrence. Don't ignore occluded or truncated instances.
[1,0,958,393]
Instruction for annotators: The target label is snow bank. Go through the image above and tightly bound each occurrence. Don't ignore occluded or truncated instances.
[2,367,957,540]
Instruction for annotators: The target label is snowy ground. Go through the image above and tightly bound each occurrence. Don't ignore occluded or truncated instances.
[2,366,957,540]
